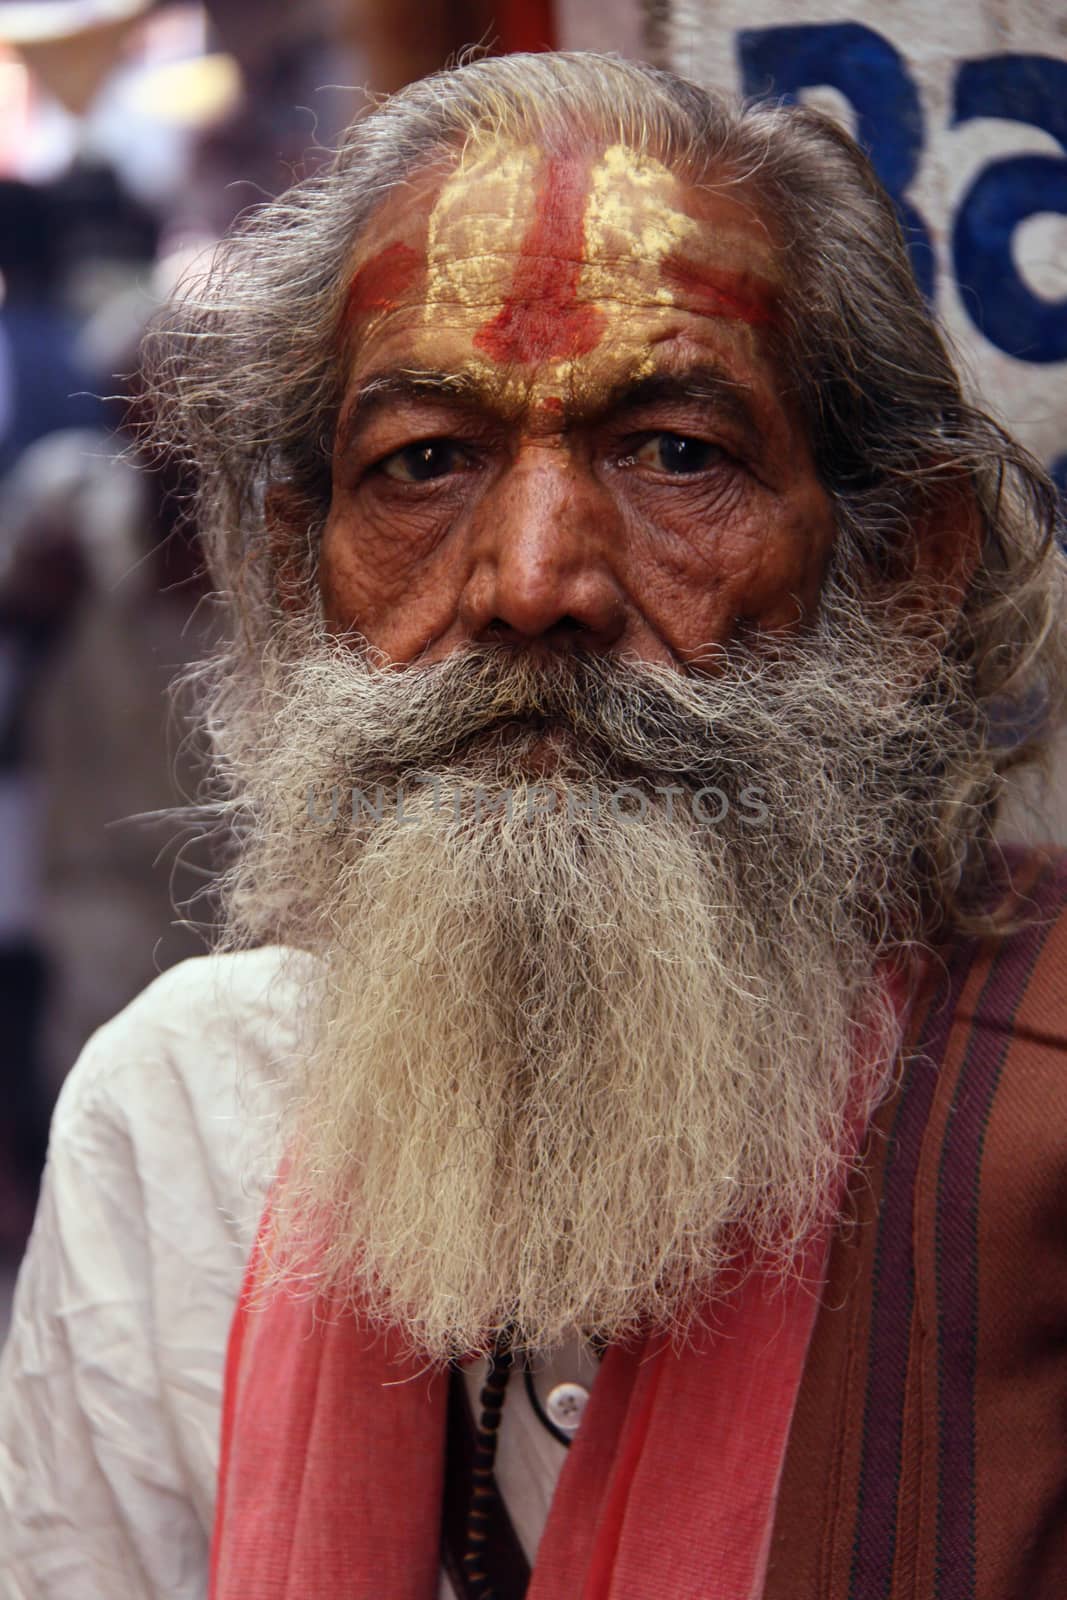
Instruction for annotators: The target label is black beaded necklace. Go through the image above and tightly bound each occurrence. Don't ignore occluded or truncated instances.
[457,1330,608,1598]
[460,1331,517,1600]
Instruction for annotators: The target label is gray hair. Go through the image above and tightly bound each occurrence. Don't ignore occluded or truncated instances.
[145,49,1066,934]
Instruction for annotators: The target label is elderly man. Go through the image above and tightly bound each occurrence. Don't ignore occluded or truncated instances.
[2,49,1066,1600]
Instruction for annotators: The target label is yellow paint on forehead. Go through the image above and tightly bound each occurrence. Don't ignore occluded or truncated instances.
[582,143,699,288]
[423,139,542,316]
[356,134,779,409]
[421,139,695,304]
[582,143,774,280]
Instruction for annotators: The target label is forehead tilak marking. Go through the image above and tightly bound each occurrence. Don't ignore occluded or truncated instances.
[341,139,781,416]
[431,141,781,394]
[418,139,605,402]
[472,153,606,365]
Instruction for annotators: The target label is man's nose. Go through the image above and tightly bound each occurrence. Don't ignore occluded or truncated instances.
[458,452,627,651]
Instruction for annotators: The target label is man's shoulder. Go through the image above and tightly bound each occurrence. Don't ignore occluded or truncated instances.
[907,849,1067,1149]
[50,945,307,1208]
[919,849,1067,1049]
[0,949,307,1583]
[962,848,1067,1045]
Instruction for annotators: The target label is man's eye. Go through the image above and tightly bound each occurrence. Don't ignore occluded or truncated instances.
[631,434,723,474]
[379,440,466,483]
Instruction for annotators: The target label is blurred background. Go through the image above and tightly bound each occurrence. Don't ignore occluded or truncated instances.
[0,0,1063,1317]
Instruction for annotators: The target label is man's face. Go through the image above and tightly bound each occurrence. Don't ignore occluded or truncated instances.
[255,133,951,1357]
[319,134,835,666]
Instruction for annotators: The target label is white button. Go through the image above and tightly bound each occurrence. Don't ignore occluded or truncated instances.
[546,1381,589,1434]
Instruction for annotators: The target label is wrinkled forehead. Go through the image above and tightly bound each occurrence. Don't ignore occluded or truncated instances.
[339,132,784,390]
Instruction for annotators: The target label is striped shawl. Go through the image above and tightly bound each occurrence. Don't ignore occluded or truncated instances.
[765,850,1067,1600]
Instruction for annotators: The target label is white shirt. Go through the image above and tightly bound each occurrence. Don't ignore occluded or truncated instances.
[0,949,597,1599]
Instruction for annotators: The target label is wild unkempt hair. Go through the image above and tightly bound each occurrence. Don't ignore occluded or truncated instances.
[145,49,1066,935]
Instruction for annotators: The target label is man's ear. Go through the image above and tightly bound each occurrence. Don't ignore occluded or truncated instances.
[264,483,321,614]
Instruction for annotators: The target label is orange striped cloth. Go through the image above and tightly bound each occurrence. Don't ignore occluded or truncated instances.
[763,850,1067,1600]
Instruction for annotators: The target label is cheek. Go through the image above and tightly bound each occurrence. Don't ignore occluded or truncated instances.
[734,494,835,629]
[319,495,468,642]
[318,509,414,632]
[617,482,834,651]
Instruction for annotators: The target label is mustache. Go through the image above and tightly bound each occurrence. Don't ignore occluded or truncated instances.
[294,642,785,788]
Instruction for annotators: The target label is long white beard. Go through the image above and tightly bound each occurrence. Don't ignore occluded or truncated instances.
[223,582,966,1362]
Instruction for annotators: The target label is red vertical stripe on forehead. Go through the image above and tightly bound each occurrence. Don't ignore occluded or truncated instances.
[342,241,423,327]
[474,155,605,365]
[661,251,781,329]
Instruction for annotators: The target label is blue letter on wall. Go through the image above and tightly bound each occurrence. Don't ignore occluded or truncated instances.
[738,22,935,302]
[952,56,1067,364]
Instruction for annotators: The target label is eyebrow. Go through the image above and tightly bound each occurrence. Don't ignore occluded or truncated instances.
[592,366,764,450]
[335,370,485,455]
[335,362,766,456]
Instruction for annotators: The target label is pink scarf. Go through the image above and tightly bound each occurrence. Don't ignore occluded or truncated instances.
[208,971,911,1600]
[209,1217,833,1599]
